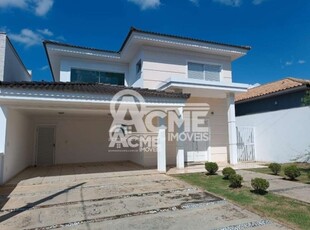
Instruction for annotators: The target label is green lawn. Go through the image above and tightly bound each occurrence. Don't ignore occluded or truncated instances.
[247,163,310,184]
[175,173,310,230]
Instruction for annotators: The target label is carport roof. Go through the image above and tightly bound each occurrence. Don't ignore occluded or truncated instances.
[0,81,190,99]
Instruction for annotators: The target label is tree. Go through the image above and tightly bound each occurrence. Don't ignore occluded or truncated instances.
[302,90,310,106]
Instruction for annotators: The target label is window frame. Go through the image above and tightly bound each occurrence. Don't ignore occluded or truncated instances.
[136,59,142,75]
[186,60,222,82]
[70,67,126,85]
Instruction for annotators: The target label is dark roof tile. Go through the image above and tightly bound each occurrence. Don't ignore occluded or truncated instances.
[0,81,190,99]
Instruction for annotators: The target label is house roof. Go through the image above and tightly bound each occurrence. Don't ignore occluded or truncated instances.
[0,81,190,99]
[43,26,251,54]
[235,77,310,102]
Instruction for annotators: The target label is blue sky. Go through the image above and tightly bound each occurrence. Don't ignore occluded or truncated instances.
[0,0,309,84]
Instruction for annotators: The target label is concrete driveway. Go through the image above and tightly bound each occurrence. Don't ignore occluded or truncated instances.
[0,162,288,230]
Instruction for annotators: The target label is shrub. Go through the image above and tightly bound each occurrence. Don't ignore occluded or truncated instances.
[205,162,219,175]
[229,174,243,188]
[222,167,236,179]
[307,172,310,180]
[268,163,281,175]
[284,165,301,180]
[251,178,270,194]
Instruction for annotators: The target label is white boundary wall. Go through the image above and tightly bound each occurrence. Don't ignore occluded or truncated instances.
[236,106,310,163]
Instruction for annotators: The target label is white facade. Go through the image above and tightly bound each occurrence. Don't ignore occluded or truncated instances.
[0,28,250,183]
[0,33,31,82]
[236,107,310,163]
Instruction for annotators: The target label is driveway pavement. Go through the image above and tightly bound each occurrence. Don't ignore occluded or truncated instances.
[238,170,310,203]
[0,163,289,230]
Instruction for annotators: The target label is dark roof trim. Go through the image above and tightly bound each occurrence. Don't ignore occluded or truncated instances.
[120,27,251,52]
[0,81,190,99]
[43,40,119,54]
[43,27,251,56]
[235,85,308,104]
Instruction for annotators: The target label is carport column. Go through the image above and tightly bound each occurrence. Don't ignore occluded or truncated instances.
[0,107,7,185]
[157,117,166,173]
[176,107,184,169]
[227,93,238,165]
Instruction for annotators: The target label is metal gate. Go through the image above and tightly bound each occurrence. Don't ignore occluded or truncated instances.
[236,126,255,162]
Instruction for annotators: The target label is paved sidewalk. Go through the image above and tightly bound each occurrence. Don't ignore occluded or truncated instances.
[238,170,310,203]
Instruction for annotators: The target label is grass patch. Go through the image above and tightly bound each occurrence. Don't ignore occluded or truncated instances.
[175,173,310,230]
[247,163,310,184]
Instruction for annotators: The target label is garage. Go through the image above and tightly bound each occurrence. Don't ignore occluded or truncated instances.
[0,82,189,184]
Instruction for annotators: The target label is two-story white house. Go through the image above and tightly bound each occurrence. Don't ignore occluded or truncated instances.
[0,27,250,184]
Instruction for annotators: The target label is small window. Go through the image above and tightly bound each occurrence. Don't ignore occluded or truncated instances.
[136,60,142,74]
[188,62,204,80]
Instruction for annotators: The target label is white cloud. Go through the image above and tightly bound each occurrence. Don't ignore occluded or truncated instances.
[213,0,242,7]
[285,61,293,66]
[0,0,27,8]
[37,28,53,36]
[189,0,199,6]
[0,0,53,16]
[128,0,160,10]
[9,29,42,47]
[298,60,306,64]
[252,0,267,5]
[40,65,49,71]
[34,0,53,16]
[9,28,60,48]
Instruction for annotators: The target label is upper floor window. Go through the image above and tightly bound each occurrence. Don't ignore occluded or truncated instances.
[71,68,124,85]
[188,62,221,82]
[136,59,142,74]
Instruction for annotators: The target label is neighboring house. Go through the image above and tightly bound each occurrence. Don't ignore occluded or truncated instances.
[0,27,250,184]
[235,77,310,163]
[0,33,31,82]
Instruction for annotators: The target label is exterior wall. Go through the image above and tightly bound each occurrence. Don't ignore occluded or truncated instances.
[57,45,232,90]
[236,106,310,163]
[32,115,131,164]
[0,35,5,81]
[2,109,33,184]
[142,47,232,89]
[128,50,144,87]
[236,90,308,116]
[0,34,31,82]
[59,58,129,84]
[186,97,228,163]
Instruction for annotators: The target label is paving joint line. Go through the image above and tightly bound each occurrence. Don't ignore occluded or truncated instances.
[0,187,208,213]
[212,219,273,230]
[25,199,226,230]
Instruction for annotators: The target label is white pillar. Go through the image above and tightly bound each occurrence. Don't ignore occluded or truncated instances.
[227,93,238,165]
[0,107,7,185]
[176,107,184,169]
[157,118,166,173]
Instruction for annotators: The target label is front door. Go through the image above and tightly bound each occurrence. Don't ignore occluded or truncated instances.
[36,126,55,166]
[185,118,210,163]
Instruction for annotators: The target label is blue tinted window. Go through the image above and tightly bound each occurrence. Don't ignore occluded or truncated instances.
[71,69,124,85]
